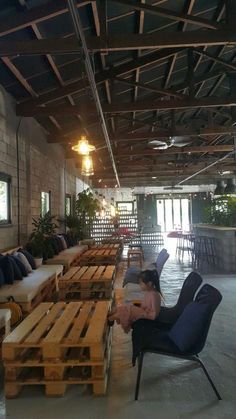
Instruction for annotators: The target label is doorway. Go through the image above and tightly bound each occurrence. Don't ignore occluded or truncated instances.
[156,198,191,232]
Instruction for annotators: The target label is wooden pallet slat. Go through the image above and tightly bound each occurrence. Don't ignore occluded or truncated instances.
[66,302,93,344]
[3,303,53,345]
[43,303,80,344]
[84,302,110,345]
[24,303,66,344]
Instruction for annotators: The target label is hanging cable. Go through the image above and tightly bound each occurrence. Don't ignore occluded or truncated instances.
[67,0,120,187]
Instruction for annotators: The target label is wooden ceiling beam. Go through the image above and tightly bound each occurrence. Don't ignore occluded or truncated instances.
[115,145,234,157]
[114,76,185,99]
[66,144,234,159]
[103,96,236,113]
[111,0,221,30]
[47,125,236,144]
[193,48,236,71]
[16,48,179,110]
[1,30,235,56]
[20,96,236,116]
[0,0,91,37]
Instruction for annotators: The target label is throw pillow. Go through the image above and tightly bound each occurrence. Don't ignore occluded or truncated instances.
[63,234,70,248]
[9,256,23,281]
[16,252,33,274]
[58,235,67,250]
[168,301,210,352]
[0,268,5,287]
[55,236,63,252]
[19,249,36,270]
[0,255,15,284]
[12,253,28,277]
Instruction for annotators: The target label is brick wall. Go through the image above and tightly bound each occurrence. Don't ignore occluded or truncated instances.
[0,86,80,250]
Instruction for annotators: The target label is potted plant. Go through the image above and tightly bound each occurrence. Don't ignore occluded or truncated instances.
[75,189,101,238]
[27,212,58,263]
[28,231,44,267]
[205,196,236,227]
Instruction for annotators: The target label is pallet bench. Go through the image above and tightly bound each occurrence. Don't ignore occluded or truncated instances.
[2,301,111,398]
[79,248,120,266]
[58,265,116,301]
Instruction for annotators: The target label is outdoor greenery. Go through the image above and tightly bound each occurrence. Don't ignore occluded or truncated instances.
[205,196,236,227]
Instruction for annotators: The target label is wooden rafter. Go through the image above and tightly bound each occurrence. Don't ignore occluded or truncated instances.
[112,0,221,30]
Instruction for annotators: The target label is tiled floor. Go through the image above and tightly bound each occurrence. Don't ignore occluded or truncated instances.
[0,243,235,419]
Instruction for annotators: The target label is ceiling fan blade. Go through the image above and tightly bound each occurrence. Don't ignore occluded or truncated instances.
[148,140,167,146]
[170,135,191,147]
[171,141,191,147]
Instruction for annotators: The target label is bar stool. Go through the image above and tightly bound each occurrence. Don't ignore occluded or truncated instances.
[127,249,143,268]
[193,235,217,269]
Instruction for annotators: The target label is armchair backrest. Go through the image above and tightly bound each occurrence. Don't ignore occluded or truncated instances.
[168,283,222,355]
[155,248,169,277]
[175,271,203,315]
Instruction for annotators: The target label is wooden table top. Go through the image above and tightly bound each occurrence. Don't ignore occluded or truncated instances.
[59,265,116,284]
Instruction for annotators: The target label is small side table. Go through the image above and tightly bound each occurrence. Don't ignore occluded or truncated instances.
[127,249,143,268]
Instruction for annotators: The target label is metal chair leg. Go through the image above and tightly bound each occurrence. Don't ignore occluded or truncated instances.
[195,355,222,400]
[135,352,144,401]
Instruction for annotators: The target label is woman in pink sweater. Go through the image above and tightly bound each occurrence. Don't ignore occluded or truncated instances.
[108,270,162,333]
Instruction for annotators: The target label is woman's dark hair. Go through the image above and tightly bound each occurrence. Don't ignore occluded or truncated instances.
[139,269,162,295]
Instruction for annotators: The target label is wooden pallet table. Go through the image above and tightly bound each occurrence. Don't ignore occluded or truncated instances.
[2,301,112,398]
[79,248,120,266]
[58,265,116,301]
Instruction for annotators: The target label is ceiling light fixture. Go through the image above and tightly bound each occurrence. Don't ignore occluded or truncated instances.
[72,135,95,155]
[81,155,94,176]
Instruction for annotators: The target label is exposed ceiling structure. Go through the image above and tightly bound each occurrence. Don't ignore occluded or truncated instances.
[0,0,236,187]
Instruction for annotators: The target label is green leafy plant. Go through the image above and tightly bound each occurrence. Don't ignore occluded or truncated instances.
[28,212,58,259]
[75,189,101,238]
[204,196,236,227]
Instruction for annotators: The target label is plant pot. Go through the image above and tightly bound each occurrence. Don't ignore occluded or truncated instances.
[34,258,43,268]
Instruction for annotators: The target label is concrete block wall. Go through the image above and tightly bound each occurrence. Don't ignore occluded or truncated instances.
[0,86,81,250]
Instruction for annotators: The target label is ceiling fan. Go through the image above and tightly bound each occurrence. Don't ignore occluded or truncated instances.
[148,136,191,150]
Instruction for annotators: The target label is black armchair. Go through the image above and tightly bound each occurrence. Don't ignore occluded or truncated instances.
[132,283,222,401]
[157,271,203,328]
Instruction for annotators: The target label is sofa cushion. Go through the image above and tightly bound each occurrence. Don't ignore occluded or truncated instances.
[123,266,141,287]
[61,244,88,255]
[58,235,67,250]
[9,256,23,281]
[19,249,36,270]
[0,264,63,303]
[168,301,210,352]
[11,255,28,277]
[0,256,15,284]
[15,252,32,273]
[49,238,59,255]
[55,236,64,252]
[63,234,70,248]
[0,268,5,287]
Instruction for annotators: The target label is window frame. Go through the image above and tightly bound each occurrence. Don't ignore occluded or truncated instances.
[41,190,51,217]
[65,193,72,216]
[0,172,12,226]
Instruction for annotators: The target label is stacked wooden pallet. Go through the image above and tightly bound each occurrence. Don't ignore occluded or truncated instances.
[79,247,120,266]
[58,265,116,301]
[2,301,111,398]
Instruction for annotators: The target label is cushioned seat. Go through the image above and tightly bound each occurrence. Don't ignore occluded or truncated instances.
[0,309,11,329]
[46,245,88,268]
[0,264,63,303]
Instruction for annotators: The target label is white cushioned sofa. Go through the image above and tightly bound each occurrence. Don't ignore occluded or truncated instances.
[0,264,63,313]
[45,244,88,271]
